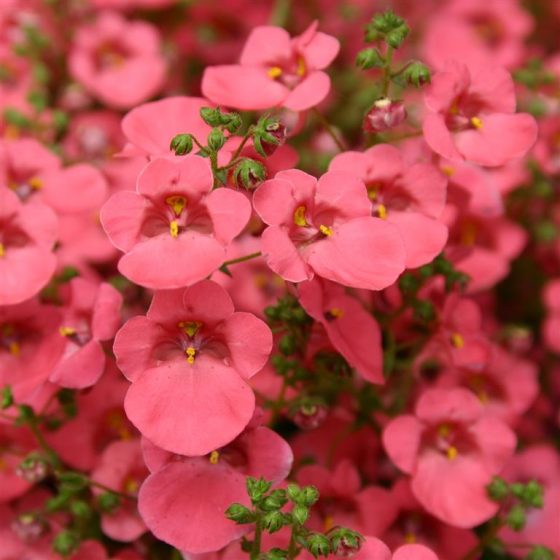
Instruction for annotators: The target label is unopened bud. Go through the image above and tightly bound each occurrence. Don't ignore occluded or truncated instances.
[364,98,406,132]
[170,133,193,155]
[207,128,226,151]
[16,454,49,483]
[402,62,431,87]
[52,529,80,556]
[487,476,509,502]
[356,48,384,70]
[262,511,289,533]
[330,529,363,558]
[506,504,527,531]
[305,533,331,558]
[525,546,555,560]
[11,513,47,542]
[225,503,255,524]
[292,402,328,430]
[232,158,266,190]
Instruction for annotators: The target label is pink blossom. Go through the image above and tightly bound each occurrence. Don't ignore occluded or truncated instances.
[329,145,448,268]
[202,22,339,111]
[423,61,537,167]
[351,536,439,560]
[0,188,58,306]
[253,168,406,289]
[101,155,251,289]
[543,279,560,353]
[138,425,292,553]
[69,11,166,109]
[298,277,384,384]
[383,387,516,528]
[114,280,272,455]
[49,278,122,390]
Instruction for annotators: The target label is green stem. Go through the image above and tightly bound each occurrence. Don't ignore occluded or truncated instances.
[287,525,298,559]
[227,129,253,164]
[222,252,262,268]
[250,512,263,560]
[27,418,61,468]
[462,518,505,560]
[381,46,394,97]
[270,0,291,26]
[268,378,288,426]
[390,60,413,79]
[87,478,137,501]
[312,108,346,152]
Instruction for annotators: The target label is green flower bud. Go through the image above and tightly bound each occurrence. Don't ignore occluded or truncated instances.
[487,476,510,502]
[98,491,121,513]
[355,48,384,70]
[1,386,13,409]
[506,504,527,532]
[402,61,431,87]
[300,485,320,507]
[413,299,435,322]
[70,500,91,519]
[398,273,419,295]
[52,530,80,556]
[305,533,331,558]
[170,133,194,155]
[371,10,407,33]
[246,477,272,504]
[208,128,226,151]
[292,504,309,525]
[265,548,289,560]
[386,26,409,48]
[222,112,242,133]
[279,334,297,356]
[520,480,544,508]
[232,158,266,190]
[200,107,223,127]
[525,546,555,560]
[262,511,289,533]
[225,503,256,524]
[56,471,89,492]
[329,528,363,557]
[287,483,302,503]
[261,489,288,511]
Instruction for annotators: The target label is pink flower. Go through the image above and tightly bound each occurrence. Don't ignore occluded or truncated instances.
[138,425,293,553]
[423,61,537,167]
[49,278,122,390]
[101,155,251,289]
[69,11,166,109]
[114,280,272,455]
[543,279,560,353]
[91,439,147,542]
[329,145,448,268]
[0,188,58,305]
[383,387,516,528]
[353,538,439,560]
[253,169,406,289]
[0,424,36,503]
[298,278,384,384]
[120,97,213,159]
[202,22,339,111]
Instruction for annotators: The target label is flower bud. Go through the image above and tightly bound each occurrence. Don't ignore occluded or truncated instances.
[305,533,331,558]
[292,504,309,525]
[207,128,226,151]
[1,385,13,409]
[330,529,363,558]
[402,62,431,87]
[200,107,223,127]
[279,334,297,355]
[506,504,527,531]
[232,158,266,190]
[265,549,289,560]
[261,489,288,511]
[170,133,193,155]
[262,511,289,533]
[11,513,47,542]
[525,546,555,560]
[301,486,320,507]
[253,116,286,157]
[287,483,302,503]
[98,491,120,513]
[53,529,80,556]
[487,476,509,502]
[225,503,256,524]
[16,454,49,483]
[356,48,384,70]
[246,476,272,504]
[364,98,406,132]
[292,402,328,430]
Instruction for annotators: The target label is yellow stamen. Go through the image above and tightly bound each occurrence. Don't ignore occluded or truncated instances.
[186,346,196,364]
[368,188,378,201]
[170,220,179,238]
[209,450,220,464]
[267,66,283,79]
[0,243,4,258]
[323,515,334,532]
[450,332,464,349]
[319,224,333,236]
[296,57,306,77]
[28,177,43,190]
[329,307,344,318]
[438,423,451,438]
[165,195,186,216]
[441,165,455,177]
[447,446,458,461]
[124,477,139,494]
[59,326,77,337]
[449,103,459,115]
[377,204,387,220]
[404,532,416,544]
[470,116,483,130]
[178,321,202,337]
[9,341,20,356]
[293,205,308,227]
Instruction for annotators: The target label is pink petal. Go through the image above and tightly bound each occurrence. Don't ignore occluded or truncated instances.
[283,71,331,111]
[49,340,105,389]
[253,178,298,226]
[206,188,251,244]
[424,62,470,113]
[91,283,123,340]
[315,170,371,219]
[261,226,311,282]
[353,537,391,560]
[415,388,482,424]
[423,113,463,162]
[124,360,255,456]
[393,544,439,560]
[382,415,422,474]
[239,26,292,66]
[469,417,516,473]
[300,31,340,70]
[401,163,447,218]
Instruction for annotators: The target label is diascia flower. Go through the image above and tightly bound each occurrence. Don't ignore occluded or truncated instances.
[100,155,251,289]
[253,169,406,290]
[0,188,58,306]
[383,387,516,528]
[202,22,339,111]
[423,61,538,167]
[138,425,293,553]
[113,280,272,455]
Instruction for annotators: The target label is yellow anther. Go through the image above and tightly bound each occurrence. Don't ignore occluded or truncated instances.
[449,103,459,115]
[267,66,283,79]
[186,346,196,364]
[0,243,4,258]
[165,195,186,216]
[209,450,220,464]
[329,307,344,318]
[28,177,43,190]
[447,446,458,461]
[296,57,306,77]
[9,341,20,356]
[451,332,464,349]
[438,423,451,438]
[404,532,416,544]
[323,515,334,532]
[59,326,77,337]
[319,224,333,236]
[368,188,378,201]
[124,477,139,494]
[293,205,308,227]
[377,204,387,220]
[178,321,202,337]
[169,220,179,238]
[470,116,483,130]
[441,165,455,177]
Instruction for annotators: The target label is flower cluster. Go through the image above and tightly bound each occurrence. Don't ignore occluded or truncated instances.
[0,2,559,560]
